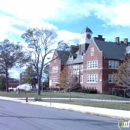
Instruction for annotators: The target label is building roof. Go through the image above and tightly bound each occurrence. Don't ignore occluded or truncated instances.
[95,39,127,60]
[72,51,83,64]
[82,27,93,33]
[56,51,70,65]
[70,45,79,54]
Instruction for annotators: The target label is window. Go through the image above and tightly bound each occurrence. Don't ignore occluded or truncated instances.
[87,74,98,83]
[87,60,98,69]
[80,64,83,70]
[108,74,117,83]
[80,75,83,83]
[52,76,58,83]
[73,64,79,70]
[52,66,58,73]
[91,47,94,56]
[108,60,119,69]
[72,70,78,75]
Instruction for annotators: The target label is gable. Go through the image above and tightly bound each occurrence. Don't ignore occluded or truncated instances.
[94,39,127,60]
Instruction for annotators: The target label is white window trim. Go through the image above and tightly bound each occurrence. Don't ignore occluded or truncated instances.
[87,60,98,69]
[52,76,58,83]
[80,64,83,71]
[91,47,94,56]
[52,66,58,73]
[80,75,83,83]
[108,60,119,69]
[87,74,98,83]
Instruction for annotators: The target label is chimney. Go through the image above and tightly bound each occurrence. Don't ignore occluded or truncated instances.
[124,38,128,45]
[94,35,105,41]
[98,35,102,38]
[115,37,120,44]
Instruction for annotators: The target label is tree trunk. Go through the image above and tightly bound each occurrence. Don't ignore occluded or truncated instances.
[5,70,9,92]
[37,76,41,95]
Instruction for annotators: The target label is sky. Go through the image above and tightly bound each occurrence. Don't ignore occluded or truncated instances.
[0,0,130,79]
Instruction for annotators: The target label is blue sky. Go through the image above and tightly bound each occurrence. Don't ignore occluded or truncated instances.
[0,0,130,78]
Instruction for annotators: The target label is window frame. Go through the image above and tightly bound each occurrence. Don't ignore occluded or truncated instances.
[52,66,58,73]
[87,60,98,69]
[87,74,98,83]
[52,76,58,83]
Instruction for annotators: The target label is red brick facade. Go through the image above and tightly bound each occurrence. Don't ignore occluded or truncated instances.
[49,51,61,88]
[49,28,129,94]
[83,40,103,93]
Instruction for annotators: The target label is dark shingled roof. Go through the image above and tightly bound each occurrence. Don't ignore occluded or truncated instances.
[86,27,93,33]
[56,51,70,65]
[95,39,127,60]
[70,45,79,54]
[82,27,93,33]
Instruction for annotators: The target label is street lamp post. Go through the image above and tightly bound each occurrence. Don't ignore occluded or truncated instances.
[47,56,60,106]
[49,80,52,106]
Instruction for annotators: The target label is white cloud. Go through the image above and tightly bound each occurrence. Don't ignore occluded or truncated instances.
[0,0,61,21]
[9,67,25,79]
[57,30,81,45]
[0,14,28,41]
[0,0,90,23]
[0,14,58,41]
[82,1,130,26]
[1,0,130,27]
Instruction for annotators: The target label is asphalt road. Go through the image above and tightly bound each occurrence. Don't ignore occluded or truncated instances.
[0,100,120,130]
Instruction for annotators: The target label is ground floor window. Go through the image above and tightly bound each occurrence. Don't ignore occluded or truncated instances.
[80,75,83,83]
[87,74,98,83]
[52,76,58,83]
[108,74,117,83]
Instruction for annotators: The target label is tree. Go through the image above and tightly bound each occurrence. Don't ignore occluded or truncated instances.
[21,28,66,95]
[20,66,37,87]
[114,56,130,89]
[58,66,79,101]
[43,64,50,77]
[0,39,30,92]
[58,66,80,91]
[0,75,6,91]
[43,65,50,88]
[26,66,37,86]
[58,66,70,89]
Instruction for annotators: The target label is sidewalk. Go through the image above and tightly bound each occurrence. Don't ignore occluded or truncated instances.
[0,96,130,120]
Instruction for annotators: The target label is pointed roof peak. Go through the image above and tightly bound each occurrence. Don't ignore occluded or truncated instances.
[82,26,93,33]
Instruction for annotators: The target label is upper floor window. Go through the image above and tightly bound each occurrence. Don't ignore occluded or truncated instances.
[73,64,79,70]
[91,47,94,56]
[80,64,83,70]
[108,60,119,69]
[87,74,98,83]
[87,60,98,69]
[52,66,58,73]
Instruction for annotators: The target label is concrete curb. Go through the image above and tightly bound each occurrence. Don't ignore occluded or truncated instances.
[0,96,130,120]
[28,101,130,120]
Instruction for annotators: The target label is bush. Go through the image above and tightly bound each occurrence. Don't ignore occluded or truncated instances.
[73,88,97,94]
[34,97,42,101]
[116,90,130,98]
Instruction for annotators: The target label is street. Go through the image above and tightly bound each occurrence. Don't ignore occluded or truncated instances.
[0,100,119,130]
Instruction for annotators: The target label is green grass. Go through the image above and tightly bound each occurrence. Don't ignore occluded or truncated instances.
[0,91,129,100]
[0,91,130,111]
[57,101,130,111]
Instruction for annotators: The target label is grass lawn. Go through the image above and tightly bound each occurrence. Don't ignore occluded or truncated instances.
[0,91,130,111]
[0,91,129,100]
[56,101,130,111]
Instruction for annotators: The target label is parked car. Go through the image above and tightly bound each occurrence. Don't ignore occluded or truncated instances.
[9,87,15,91]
